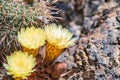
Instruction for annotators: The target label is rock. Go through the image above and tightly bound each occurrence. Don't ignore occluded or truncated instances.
[52,62,67,78]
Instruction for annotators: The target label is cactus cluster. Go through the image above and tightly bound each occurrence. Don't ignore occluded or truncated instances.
[2,24,76,79]
[0,0,76,79]
[0,0,54,58]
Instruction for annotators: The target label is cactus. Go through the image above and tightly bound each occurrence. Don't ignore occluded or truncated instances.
[0,0,55,61]
[0,0,59,79]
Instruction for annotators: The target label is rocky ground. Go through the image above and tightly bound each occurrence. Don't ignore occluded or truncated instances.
[54,0,120,80]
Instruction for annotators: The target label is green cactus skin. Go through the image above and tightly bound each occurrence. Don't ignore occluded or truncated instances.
[0,0,54,59]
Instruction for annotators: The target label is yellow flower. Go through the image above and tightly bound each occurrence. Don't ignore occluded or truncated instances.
[3,51,36,79]
[18,27,46,49]
[18,26,46,56]
[44,23,77,64]
[45,23,76,49]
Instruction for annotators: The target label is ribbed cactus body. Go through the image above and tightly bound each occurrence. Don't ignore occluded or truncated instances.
[0,0,53,57]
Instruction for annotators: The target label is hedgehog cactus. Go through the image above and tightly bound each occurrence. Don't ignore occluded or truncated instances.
[0,0,54,57]
[0,0,54,27]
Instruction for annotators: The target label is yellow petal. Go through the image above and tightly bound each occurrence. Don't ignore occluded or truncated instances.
[45,23,76,49]
[18,26,46,49]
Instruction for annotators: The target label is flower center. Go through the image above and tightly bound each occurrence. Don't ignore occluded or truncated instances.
[16,59,27,69]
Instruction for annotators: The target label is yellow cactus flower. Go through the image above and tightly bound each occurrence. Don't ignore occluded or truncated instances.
[3,51,36,79]
[18,26,46,56]
[44,23,77,64]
